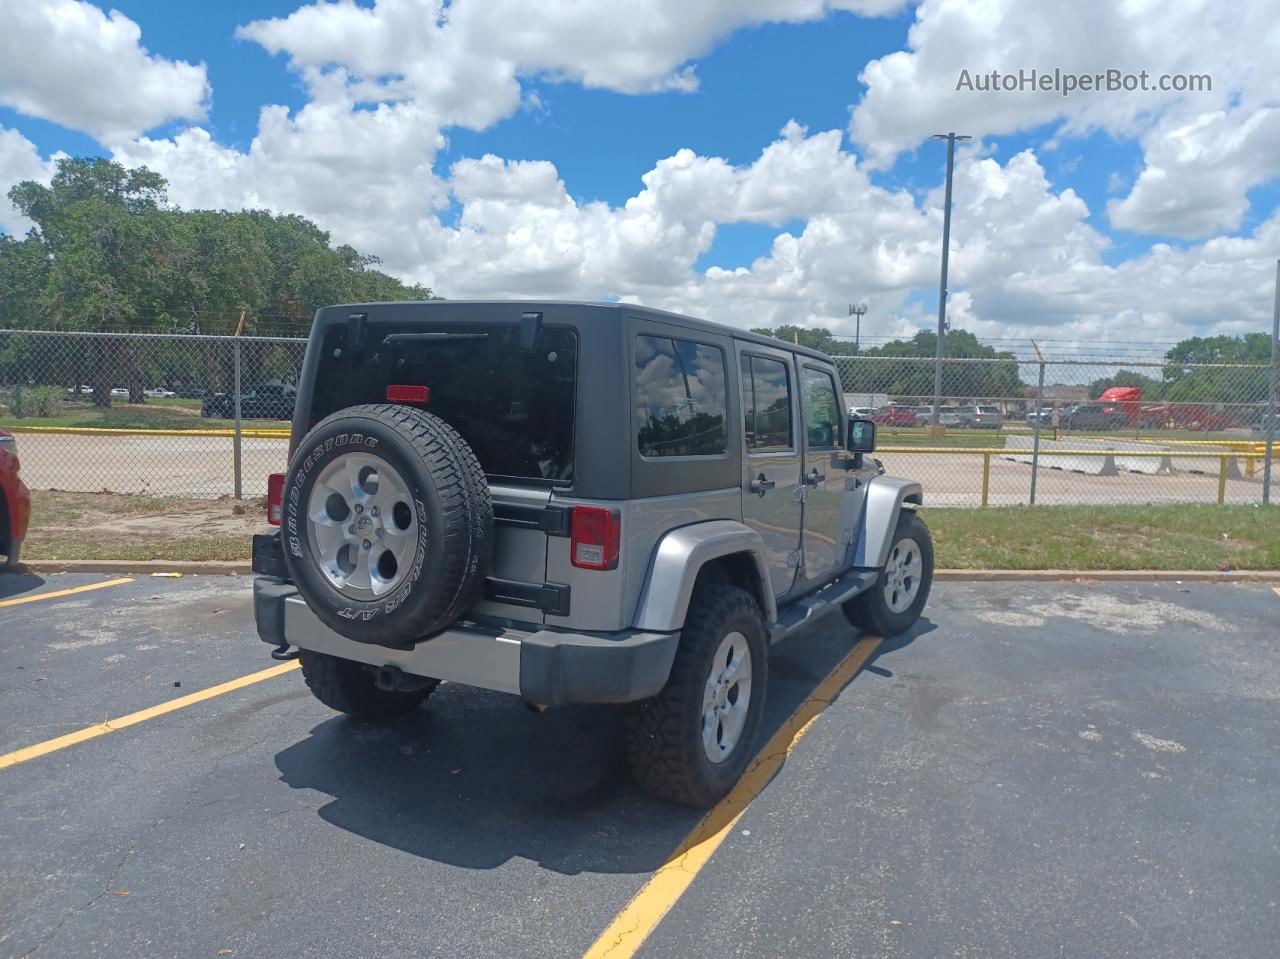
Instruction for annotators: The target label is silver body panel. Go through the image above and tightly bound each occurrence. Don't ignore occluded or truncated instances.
[284,593,524,694]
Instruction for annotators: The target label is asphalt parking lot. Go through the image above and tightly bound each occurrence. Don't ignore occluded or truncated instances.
[2,573,1278,958]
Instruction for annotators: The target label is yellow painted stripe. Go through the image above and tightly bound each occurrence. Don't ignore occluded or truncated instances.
[580,634,883,959]
[6,425,289,438]
[0,577,134,608]
[0,660,300,770]
[1273,587,1280,598]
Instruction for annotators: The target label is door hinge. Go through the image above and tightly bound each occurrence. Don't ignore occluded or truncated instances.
[786,549,804,569]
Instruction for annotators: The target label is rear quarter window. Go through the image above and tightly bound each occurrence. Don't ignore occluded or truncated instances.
[634,335,728,457]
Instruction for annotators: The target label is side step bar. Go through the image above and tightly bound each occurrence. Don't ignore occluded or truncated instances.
[768,568,879,644]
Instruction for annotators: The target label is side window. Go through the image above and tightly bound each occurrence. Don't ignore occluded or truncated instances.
[634,335,728,457]
[802,366,841,450]
[741,355,793,451]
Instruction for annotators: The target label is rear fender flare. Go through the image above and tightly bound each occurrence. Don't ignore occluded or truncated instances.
[633,521,776,632]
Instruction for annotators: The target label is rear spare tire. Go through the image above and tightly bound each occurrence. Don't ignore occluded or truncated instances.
[281,403,492,647]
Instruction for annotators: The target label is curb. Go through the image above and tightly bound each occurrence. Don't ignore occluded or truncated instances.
[934,568,1280,582]
[16,559,1280,582]
[20,559,254,576]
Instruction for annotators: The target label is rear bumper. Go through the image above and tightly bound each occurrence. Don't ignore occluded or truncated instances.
[3,475,30,564]
[253,576,679,706]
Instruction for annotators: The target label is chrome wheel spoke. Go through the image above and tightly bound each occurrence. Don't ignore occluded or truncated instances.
[308,452,418,601]
[701,631,753,764]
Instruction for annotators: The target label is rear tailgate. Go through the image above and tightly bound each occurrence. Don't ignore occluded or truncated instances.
[469,483,556,625]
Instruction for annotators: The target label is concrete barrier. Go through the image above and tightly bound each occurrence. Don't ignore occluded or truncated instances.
[1001,435,1118,475]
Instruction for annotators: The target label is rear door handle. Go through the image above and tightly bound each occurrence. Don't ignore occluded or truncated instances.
[749,474,776,497]
[806,469,826,487]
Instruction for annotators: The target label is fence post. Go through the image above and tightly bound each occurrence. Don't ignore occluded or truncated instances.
[1217,454,1228,505]
[1264,260,1279,504]
[1030,340,1046,505]
[981,451,991,507]
[233,312,245,500]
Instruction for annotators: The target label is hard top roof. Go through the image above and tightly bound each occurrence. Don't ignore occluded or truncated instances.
[315,299,836,364]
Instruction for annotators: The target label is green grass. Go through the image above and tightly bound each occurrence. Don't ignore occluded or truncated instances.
[922,504,1280,570]
[0,399,285,431]
[19,492,1279,571]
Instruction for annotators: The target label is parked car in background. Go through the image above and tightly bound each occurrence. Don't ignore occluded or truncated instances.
[955,405,1004,429]
[1063,404,1129,430]
[872,404,918,427]
[201,383,297,420]
[1253,413,1280,437]
[1026,408,1055,428]
[0,429,31,569]
[913,405,963,428]
[847,406,875,419]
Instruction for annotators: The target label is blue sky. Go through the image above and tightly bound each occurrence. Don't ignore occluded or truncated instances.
[1,0,1275,344]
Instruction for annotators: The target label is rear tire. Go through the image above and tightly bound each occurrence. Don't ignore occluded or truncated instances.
[282,404,493,648]
[843,509,933,637]
[621,585,768,808]
[298,649,437,721]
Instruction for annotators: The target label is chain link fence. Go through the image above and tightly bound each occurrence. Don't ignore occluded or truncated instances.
[0,329,304,499]
[1,329,1276,506]
[833,353,1279,506]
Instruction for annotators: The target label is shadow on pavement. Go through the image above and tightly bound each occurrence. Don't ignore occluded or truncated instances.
[274,612,893,875]
[0,568,46,600]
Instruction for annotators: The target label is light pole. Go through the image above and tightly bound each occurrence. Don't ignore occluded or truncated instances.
[930,131,970,432]
[848,302,867,353]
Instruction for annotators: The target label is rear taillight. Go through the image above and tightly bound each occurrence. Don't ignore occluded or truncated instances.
[267,473,285,525]
[570,506,620,570]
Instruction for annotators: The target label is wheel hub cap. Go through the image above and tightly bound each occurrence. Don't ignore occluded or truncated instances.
[883,536,922,614]
[700,631,753,764]
[305,452,419,600]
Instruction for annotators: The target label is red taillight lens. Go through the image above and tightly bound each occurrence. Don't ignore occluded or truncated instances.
[387,384,430,403]
[267,472,285,525]
[570,506,620,570]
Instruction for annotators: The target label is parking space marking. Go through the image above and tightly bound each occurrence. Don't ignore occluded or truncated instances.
[580,634,883,959]
[0,660,300,771]
[0,577,134,608]
[1273,587,1280,598]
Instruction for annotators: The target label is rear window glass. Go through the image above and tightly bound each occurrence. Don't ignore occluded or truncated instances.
[741,355,792,451]
[311,323,577,484]
[634,335,728,457]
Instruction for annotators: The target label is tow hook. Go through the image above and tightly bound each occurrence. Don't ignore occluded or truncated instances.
[374,664,436,693]
[270,643,299,661]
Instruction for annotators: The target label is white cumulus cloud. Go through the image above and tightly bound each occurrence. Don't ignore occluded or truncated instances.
[0,0,209,143]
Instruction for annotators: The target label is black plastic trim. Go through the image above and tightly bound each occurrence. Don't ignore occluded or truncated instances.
[252,576,297,646]
[251,531,287,579]
[492,502,572,536]
[519,630,680,705]
[483,577,571,616]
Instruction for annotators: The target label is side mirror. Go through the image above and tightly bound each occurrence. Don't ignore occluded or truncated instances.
[848,418,876,453]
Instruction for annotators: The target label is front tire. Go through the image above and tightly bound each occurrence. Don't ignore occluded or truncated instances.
[621,585,768,808]
[843,509,933,637]
[298,649,437,721]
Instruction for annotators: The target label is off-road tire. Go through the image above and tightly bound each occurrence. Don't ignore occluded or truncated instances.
[843,508,933,637]
[621,585,768,808]
[298,649,437,721]
[282,404,493,648]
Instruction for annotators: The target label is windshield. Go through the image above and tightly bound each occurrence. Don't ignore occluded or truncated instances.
[311,323,578,485]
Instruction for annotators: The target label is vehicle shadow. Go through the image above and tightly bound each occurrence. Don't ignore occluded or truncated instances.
[274,612,902,876]
[0,569,46,600]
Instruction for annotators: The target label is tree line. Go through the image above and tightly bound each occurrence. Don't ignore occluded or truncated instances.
[0,157,432,405]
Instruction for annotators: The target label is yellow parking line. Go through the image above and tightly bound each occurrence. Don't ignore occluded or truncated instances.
[0,660,300,771]
[0,577,134,608]
[580,634,883,959]
[1273,587,1280,598]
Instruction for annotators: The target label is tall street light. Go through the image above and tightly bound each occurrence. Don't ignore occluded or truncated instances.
[930,131,970,432]
[848,302,867,353]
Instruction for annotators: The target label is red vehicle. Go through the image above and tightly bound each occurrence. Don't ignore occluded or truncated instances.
[1097,387,1142,426]
[1,429,31,568]
[872,404,918,427]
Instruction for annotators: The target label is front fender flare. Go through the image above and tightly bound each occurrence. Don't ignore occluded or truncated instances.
[633,520,776,632]
[851,476,923,569]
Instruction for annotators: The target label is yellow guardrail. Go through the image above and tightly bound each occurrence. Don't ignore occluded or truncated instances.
[3,424,291,438]
[878,446,1265,505]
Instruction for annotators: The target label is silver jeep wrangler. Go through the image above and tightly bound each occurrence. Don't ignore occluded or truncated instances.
[253,301,933,807]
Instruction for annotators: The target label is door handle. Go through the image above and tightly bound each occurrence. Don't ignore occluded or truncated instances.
[749,474,776,497]
[806,468,826,487]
